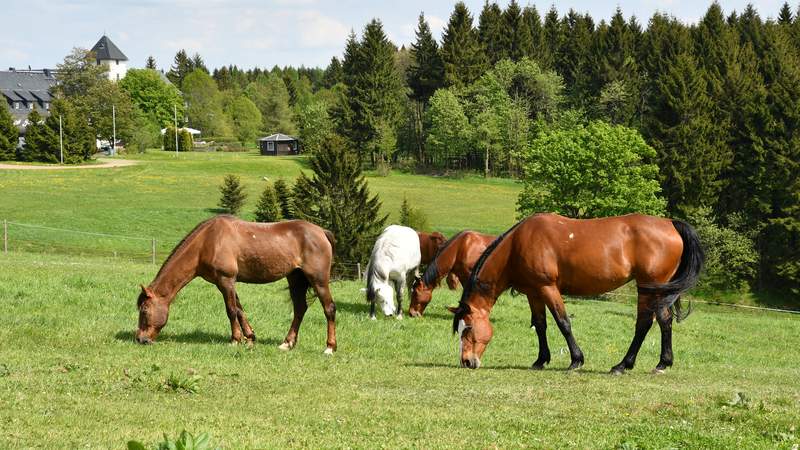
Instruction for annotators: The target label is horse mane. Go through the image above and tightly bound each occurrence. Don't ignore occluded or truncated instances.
[422,230,468,286]
[154,215,231,280]
[452,218,528,333]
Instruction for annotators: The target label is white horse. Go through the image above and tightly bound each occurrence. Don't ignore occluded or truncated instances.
[365,225,421,319]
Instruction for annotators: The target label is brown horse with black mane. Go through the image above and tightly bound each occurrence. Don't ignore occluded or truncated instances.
[409,231,496,317]
[451,213,704,374]
[136,215,337,354]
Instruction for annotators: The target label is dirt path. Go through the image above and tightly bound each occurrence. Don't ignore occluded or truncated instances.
[0,158,138,170]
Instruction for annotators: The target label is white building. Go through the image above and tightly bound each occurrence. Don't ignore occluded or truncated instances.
[90,35,128,81]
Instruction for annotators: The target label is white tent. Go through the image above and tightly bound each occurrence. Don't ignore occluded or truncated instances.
[160,127,201,136]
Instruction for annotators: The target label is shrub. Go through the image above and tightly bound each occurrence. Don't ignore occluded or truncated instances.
[254,182,282,222]
[218,174,247,216]
[162,127,193,152]
[273,178,295,220]
[399,195,429,231]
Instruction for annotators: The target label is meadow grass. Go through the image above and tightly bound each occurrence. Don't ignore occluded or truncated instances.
[0,252,798,449]
[0,150,520,261]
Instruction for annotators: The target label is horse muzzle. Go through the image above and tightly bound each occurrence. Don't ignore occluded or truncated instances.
[461,356,481,369]
[135,331,153,345]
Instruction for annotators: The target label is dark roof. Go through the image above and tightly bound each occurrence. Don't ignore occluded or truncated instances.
[91,35,128,62]
[0,70,58,121]
[259,133,297,142]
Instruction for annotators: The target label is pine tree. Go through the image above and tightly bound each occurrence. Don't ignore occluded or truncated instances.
[539,6,561,70]
[441,2,488,88]
[778,2,793,24]
[557,10,595,109]
[166,49,194,87]
[292,135,388,276]
[145,56,157,70]
[191,53,208,73]
[20,109,49,161]
[523,6,544,62]
[254,182,282,223]
[322,56,344,88]
[478,2,505,64]
[218,174,247,216]
[502,0,533,61]
[273,178,295,219]
[408,13,445,104]
[0,102,17,160]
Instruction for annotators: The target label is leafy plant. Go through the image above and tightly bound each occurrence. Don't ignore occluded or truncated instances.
[218,174,247,216]
[160,372,200,394]
[127,430,221,450]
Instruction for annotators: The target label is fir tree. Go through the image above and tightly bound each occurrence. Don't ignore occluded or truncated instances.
[254,182,282,223]
[218,174,247,216]
[322,56,344,88]
[408,13,445,104]
[20,108,49,162]
[778,2,794,24]
[273,178,295,219]
[145,56,157,70]
[557,10,595,109]
[523,6,544,62]
[478,2,505,65]
[191,53,208,73]
[166,49,194,87]
[502,0,533,61]
[292,135,388,275]
[441,2,487,88]
[0,102,17,160]
[539,6,561,70]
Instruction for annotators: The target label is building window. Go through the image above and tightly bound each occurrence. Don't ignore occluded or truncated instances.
[28,102,33,109]
[14,102,19,110]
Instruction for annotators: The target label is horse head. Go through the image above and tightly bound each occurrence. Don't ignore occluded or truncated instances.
[409,276,432,317]
[135,284,170,344]
[448,296,493,369]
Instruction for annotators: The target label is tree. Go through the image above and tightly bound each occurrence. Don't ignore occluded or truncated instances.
[273,178,295,220]
[182,69,230,136]
[145,56,157,70]
[322,56,344,88]
[162,126,193,152]
[523,6,544,62]
[254,182,282,223]
[244,74,295,134]
[226,95,262,146]
[441,2,487,88]
[399,195,429,231]
[23,99,94,164]
[191,53,208,73]
[502,0,533,61]
[408,13,445,104]
[0,103,17,160]
[120,68,185,128]
[292,135,387,275]
[218,174,247,216]
[478,2,505,65]
[21,108,50,162]
[167,50,194,87]
[295,98,332,155]
[425,89,472,163]
[517,121,665,219]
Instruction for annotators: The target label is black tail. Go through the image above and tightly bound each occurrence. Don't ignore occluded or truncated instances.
[366,260,377,303]
[638,220,705,322]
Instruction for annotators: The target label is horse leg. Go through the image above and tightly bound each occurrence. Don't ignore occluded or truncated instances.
[279,270,309,351]
[369,299,376,320]
[234,293,256,342]
[393,277,404,320]
[216,277,243,343]
[528,296,550,370]
[541,285,584,370]
[311,281,337,355]
[654,301,674,373]
[611,293,656,375]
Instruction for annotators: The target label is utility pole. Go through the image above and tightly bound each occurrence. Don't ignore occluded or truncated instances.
[59,115,64,164]
[174,104,179,156]
[112,104,116,156]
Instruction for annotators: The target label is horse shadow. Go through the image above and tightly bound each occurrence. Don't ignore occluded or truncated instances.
[114,329,282,346]
[404,361,612,374]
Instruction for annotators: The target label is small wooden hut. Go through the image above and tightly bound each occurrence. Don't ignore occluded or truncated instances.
[258,133,300,156]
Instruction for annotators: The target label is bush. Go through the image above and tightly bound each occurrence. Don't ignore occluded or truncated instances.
[218,174,247,216]
[685,207,758,293]
[162,126,193,152]
[399,195,429,231]
[273,178,295,219]
[254,182,282,222]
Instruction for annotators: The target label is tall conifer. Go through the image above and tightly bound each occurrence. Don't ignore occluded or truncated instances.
[441,2,487,87]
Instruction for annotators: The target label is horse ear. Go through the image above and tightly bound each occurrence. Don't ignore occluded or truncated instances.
[446,306,459,314]
[140,284,154,298]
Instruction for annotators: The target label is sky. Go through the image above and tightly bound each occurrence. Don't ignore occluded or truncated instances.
[1,0,789,72]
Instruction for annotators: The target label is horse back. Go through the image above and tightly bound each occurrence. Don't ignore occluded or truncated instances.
[511,214,683,295]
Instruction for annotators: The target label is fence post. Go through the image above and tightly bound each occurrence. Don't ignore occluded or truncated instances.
[151,238,156,265]
[3,220,7,254]
[357,263,361,282]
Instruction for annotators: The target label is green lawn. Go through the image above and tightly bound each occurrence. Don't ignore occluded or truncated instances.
[0,150,519,261]
[0,252,798,448]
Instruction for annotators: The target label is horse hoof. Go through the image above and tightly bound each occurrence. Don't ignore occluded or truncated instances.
[530,364,545,371]
[396,314,403,321]
[567,362,583,371]
[370,316,377,321]
[652,368,666,375]
[278,342,293,351]
[610,368,625,376]
[323,348,334,356]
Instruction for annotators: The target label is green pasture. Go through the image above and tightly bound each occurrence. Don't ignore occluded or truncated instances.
[0,150,519,261]
[0,252,798,448]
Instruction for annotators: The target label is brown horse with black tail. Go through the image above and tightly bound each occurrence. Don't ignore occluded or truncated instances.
[450,213,704,374]
[409,231,496,317]
[136,215,338,354]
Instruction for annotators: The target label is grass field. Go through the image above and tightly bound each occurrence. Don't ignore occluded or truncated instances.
[0,252,799,448]
[0,150,520,261]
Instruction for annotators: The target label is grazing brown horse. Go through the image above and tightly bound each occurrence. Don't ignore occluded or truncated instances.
[409,231,496,317]
[136,215,338,354]
[451,213,703,374]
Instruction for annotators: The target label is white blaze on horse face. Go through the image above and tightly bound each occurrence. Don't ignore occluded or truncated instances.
[376,284,396,316]
[457,319,467,357]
